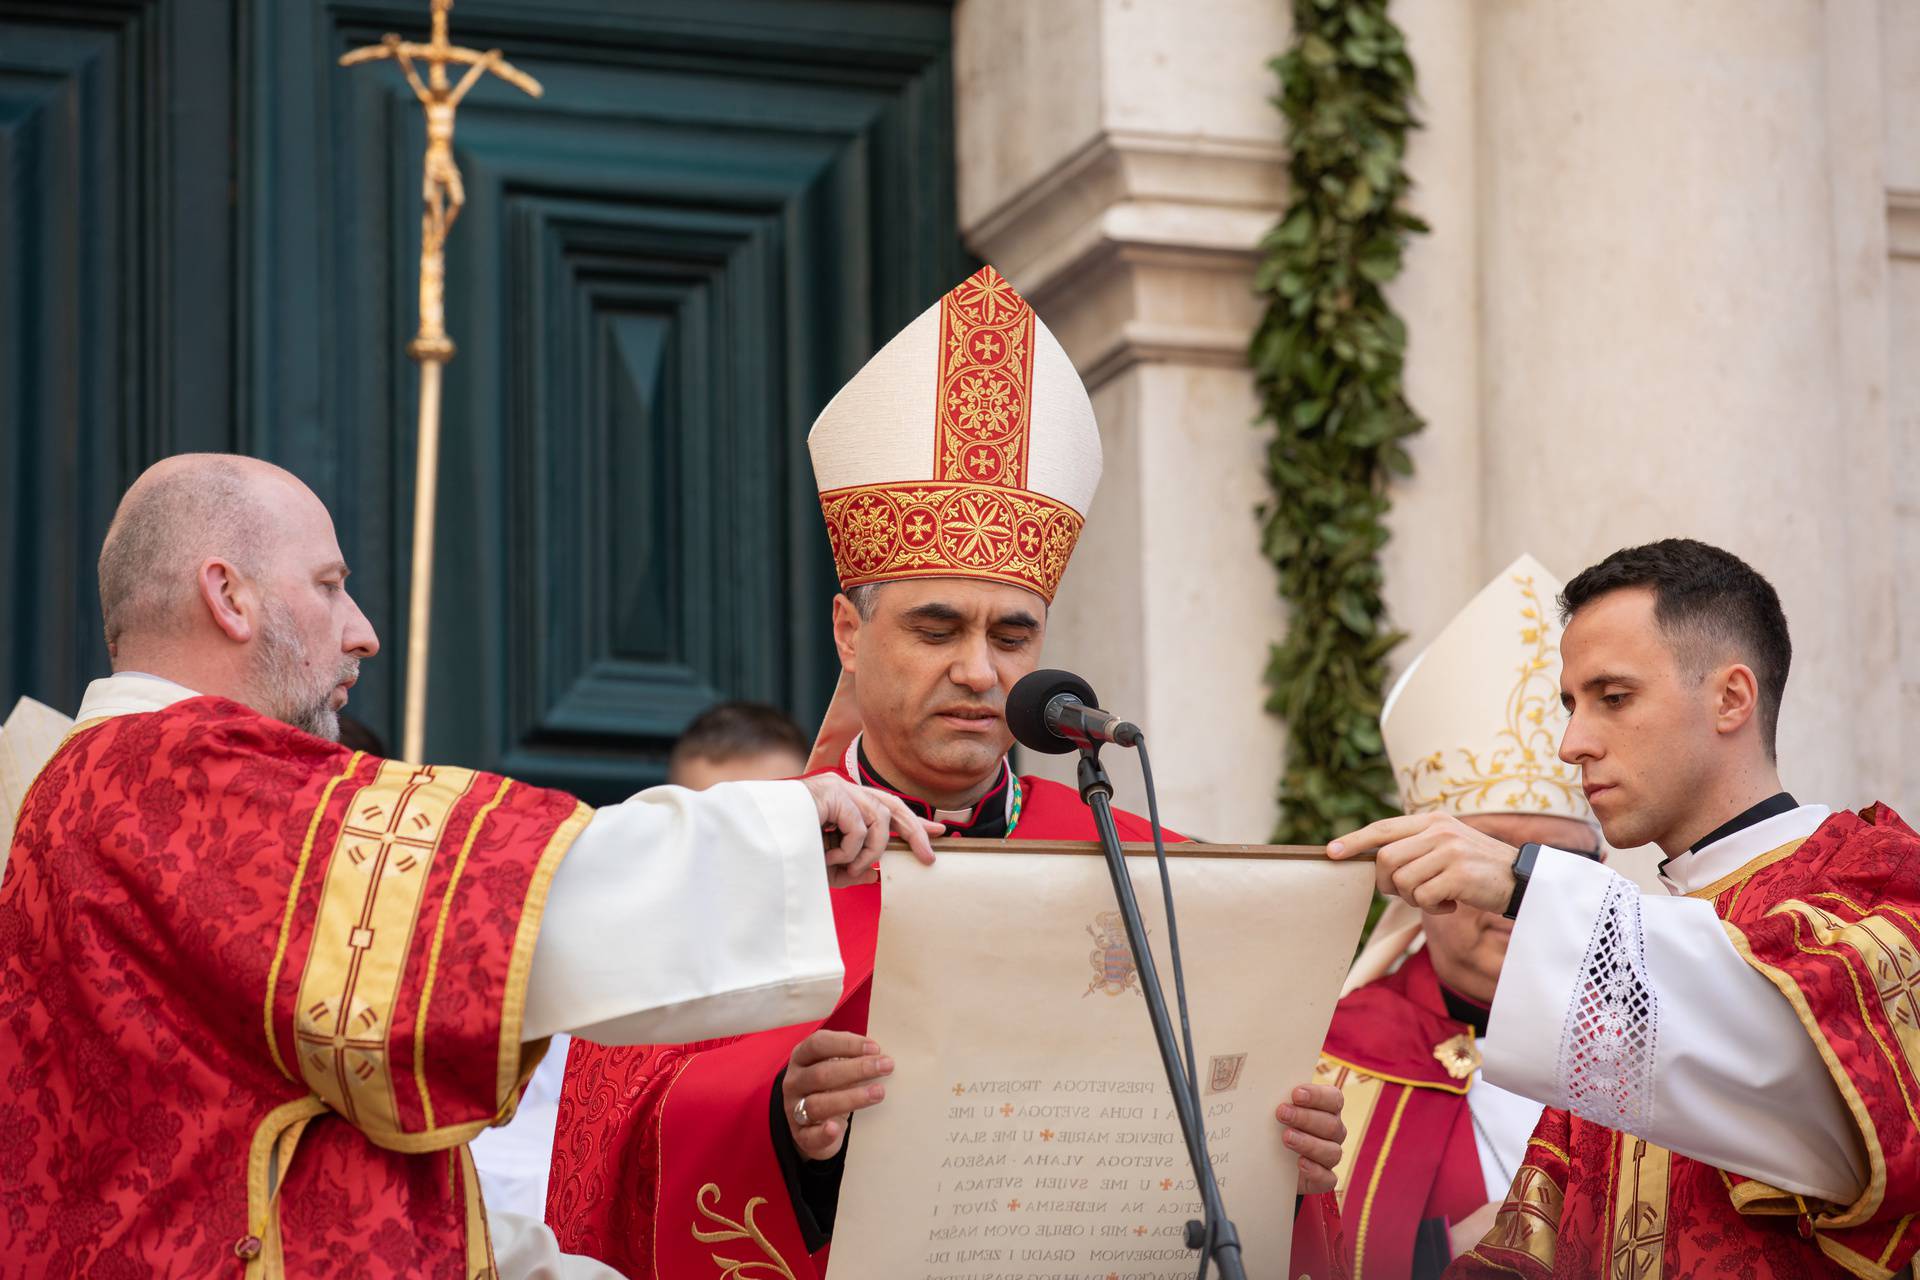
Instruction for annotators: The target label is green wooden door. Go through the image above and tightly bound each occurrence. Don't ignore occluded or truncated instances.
[1,0,965,803]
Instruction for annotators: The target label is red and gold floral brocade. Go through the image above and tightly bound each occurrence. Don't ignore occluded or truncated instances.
[1450,803,1920,1280]
[0,697,589,1278]
[1287,948,1492,1280]
[548,767,1350,1279]
[817,266,1084,604]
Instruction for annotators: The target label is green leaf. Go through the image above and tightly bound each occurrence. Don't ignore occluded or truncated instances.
[1256,0,1424,841]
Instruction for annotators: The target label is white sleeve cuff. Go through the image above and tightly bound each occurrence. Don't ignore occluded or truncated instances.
[487,1208,626,1280]
[1482,847,1625,1105]
[522,779,842,1045]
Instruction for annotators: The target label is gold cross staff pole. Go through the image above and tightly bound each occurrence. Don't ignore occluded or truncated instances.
[340,0,541,763]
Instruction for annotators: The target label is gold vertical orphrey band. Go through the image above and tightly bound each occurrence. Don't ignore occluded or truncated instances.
[339,0,542,762]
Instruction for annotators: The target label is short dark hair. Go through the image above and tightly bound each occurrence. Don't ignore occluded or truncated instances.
[668,701,809,775]
[1559,538,1792,759]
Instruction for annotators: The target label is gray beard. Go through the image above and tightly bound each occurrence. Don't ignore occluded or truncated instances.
[255,597,353,742]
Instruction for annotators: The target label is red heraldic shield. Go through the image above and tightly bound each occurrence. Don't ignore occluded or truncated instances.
[548,767,1348,1278]
[0,697,590,1278]
[1451,804,1920,1279]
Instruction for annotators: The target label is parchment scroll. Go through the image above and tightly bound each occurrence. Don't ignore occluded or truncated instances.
[830,841,1373,1280]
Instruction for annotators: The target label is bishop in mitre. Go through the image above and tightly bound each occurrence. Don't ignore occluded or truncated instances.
[1288,555,1603,1279]
[545,265,1351,1277]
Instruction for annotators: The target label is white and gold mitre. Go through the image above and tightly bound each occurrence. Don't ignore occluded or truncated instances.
[807,265,1101,604]
[1381,553,1592,822]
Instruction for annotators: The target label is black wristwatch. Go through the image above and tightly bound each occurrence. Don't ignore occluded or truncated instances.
[1504,842,1543,919]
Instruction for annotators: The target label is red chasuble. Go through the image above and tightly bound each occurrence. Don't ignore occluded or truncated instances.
[0,697,589,1278]
[1288,948,1490,1280]
[1450,804,1920,1280]
[549,764,1345,1279]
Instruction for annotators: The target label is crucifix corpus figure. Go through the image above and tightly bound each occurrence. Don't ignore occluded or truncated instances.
[339,0,542,357]
[338,0,543,764]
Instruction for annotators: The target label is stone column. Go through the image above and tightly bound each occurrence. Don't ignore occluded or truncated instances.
[954,0,1292,838]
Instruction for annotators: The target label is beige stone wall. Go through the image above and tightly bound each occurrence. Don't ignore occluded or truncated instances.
[1390,0,1908,818]
[955,0,1292,840]
[951,0,1917,843]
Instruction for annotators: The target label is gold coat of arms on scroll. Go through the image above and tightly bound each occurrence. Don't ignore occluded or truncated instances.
[1207,1054,1248,1094]
[1085,911,1144,998]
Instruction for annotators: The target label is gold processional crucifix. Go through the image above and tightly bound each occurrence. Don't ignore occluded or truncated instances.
[340,0,542,763]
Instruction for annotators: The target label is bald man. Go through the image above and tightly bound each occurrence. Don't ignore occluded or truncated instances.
[0,454,940,1278]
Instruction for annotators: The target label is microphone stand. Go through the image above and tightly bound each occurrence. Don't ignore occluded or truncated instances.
[1075,746,1247,1280]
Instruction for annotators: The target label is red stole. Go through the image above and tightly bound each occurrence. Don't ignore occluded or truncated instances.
[1289,948,1488,1279]
[1451,803,1920,1279]
[547,767,1295,1278]
[0,696,589,1277]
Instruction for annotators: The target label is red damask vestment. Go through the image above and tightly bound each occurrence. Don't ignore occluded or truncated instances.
[0,697,589,1278]
[547,767,1347,1279]
[1288,948,1492,1280]
[1451,803,1920,1280]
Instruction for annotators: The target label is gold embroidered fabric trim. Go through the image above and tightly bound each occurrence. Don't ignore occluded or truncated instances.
[1684,838,1808,903]
[265,750,367,1081]
[934,264,1035,490]
[1351,1085,1411,1280]
[820,480,1083,604]
[1725,904,1895,1230]
[1479,1163,1564,1268]
[1608,1138,1670,1280]
[692,1183,801,1280]
[494,799,591,1110]
[412,775,514,1130]
[292,758,478,1144]
[1313,1051,1472,1096]
[1311,1056,1386,1208]
[1399,571,1585,817]
[242,1095,328,1280]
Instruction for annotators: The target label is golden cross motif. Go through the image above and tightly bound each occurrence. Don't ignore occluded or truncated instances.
[1609,1139,1666,1280]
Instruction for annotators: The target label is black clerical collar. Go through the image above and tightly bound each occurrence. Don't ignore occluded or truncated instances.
[1687,791,1799,855]
[853,742,1015,840]
[1438,982,1491,1038]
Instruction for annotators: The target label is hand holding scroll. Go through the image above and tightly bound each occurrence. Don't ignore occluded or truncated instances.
[1326,811,1517,915]
[783,1030,894,1160]
[799,773,942,888]
[1274,1083,1348,1194]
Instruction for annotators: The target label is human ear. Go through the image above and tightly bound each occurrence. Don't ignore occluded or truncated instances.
[198,559,255,644]
[1713,663,1760,738]
[831,594,862,673]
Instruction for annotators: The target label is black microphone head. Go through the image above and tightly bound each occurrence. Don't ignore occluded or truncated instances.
[1006,669,1099,755]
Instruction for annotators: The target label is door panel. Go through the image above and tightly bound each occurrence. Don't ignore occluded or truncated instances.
[0,0,963,804]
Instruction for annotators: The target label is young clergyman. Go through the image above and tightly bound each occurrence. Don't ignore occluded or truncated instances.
[547,266,1351,1278]
[1331,539,1920,1278]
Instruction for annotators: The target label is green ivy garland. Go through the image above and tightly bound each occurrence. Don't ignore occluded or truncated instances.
[1253,0,1426,845]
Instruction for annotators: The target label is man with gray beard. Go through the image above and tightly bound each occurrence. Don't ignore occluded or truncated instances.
[0,453,940,1277]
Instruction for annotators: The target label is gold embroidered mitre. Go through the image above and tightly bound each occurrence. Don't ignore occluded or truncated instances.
[807,266,1101,604]
[1381,554,1593,822]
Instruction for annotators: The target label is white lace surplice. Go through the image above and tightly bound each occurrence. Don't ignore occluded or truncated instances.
[1482,808,1868,1206]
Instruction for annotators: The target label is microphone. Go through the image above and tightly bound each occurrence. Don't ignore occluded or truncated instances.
[1006,669,1143,754]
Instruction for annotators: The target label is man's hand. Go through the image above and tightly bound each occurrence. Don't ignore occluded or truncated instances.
[1275,1084,1346,1195]
[1327,811,1518,916]
[783,1030,893,1161]
[1450,1198,1502,1258]
[800,773,942,889]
